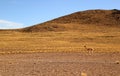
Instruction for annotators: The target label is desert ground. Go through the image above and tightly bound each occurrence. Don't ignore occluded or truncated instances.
[0,52,120,76]
[0,28,120,76]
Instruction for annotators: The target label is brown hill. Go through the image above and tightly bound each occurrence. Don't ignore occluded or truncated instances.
[21,9,120,32]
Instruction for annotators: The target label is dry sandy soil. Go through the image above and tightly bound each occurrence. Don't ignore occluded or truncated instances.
[0,52,120,76]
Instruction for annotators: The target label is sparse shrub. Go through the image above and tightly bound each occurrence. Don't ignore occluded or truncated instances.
[81,72,87,76]
[115,61,119,64]
[113,9,119,11]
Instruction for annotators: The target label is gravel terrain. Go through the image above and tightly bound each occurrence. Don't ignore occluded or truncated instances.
[0,52,120,76]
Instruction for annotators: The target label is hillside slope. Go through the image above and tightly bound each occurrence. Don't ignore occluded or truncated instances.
[0,10,120,54]
[21,9,120,32]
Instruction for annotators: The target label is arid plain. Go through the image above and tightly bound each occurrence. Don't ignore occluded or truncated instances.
[0,9,120,76]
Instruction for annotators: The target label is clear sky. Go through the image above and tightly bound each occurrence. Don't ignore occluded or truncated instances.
[0,0,120,29]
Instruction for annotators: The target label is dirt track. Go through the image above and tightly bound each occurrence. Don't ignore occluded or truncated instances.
[0,52,120,76]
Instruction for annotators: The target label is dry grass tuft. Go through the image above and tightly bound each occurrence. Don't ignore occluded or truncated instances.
[81,72,87,76]
[115,61,120,64]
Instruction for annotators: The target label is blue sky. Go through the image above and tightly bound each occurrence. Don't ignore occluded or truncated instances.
[0,0,120,29]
